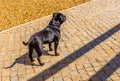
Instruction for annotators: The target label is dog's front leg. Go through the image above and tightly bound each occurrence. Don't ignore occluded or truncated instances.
[54,41,59,56]
[48,43,53,51]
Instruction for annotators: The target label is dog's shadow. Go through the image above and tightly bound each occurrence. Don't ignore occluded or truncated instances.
[5,50,55,69]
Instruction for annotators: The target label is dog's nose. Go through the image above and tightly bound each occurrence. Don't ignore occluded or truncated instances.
[63,16,66,21]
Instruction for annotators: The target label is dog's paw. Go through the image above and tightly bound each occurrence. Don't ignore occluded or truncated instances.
[40,63,44,66]
[31,62,35,65]
[31,59,35,65]
[31,59,35,62]
[55,53,59,56]
[49,49,53,51]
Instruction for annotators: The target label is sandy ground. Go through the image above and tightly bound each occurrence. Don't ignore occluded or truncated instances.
[0,0,90,31]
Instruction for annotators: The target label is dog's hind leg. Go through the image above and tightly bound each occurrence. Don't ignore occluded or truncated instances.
[48,43,53,51]
[35,45,44,66]
[34,38,44,66]
[28,46,34,62]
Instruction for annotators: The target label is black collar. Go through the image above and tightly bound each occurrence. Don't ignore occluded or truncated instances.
[49,19,60,26]
[48,25,60,30]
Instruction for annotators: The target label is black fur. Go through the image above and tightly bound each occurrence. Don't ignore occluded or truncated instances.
[23,13,66,66]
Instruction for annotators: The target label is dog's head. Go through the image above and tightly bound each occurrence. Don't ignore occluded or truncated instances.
[53,12,66,24]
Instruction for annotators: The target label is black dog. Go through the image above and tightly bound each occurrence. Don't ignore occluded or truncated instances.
[23,13,66,66]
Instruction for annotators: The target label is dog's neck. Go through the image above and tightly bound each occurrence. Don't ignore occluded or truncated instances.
[46,19,61,35]
[48,25,60,30]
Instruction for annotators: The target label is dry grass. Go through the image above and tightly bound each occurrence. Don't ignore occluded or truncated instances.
[0,0,90,31]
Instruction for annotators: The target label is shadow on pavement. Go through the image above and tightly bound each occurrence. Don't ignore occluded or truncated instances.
[28,24,120,81]
[89,52,120,81]
[5,50,55,68]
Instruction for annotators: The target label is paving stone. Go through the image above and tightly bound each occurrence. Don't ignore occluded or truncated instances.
[99,62,107,66]
[116,68,120,74]
[76,64,84,70]
[83,63,92,68]
[10,71,18,77]
[45,77,53,81]
[19,74,26,81]
[70,70,79,76]
[110,74,120,80]
[2,76,10,81]
[53,71,62,78]
[80,73,89,81]
[85,67,94,72]
[2,69,10,77]
[91,62,101,67]
[96,57,105,62]
[87,71,96,76]
[68,64,77,71]
[94,67,102,72]
[61,67,70,77]
[11,76,18,81]
[63,78,72,81]
[54,77,63,81]
[0,62,3,69]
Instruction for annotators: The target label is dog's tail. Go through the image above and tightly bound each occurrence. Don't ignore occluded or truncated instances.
[22,41,29,46]
[22,37,34,46]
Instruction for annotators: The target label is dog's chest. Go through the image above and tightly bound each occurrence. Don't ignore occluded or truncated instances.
[41,27,60,44]
[43,34,59,44]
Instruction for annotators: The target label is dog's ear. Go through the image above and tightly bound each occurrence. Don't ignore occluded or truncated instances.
[53,13,57,19]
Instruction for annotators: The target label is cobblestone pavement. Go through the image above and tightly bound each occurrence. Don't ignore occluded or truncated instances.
[0,0,120,81]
